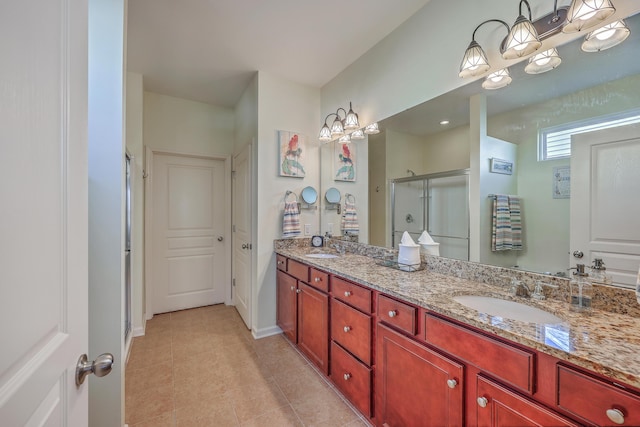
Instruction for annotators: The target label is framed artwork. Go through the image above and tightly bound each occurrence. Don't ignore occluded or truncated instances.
[490,158,513,175]
[553,165,570,199]
[278,130,306,178]
[335,142,356,182]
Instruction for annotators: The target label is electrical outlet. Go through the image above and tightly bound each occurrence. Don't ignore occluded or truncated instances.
[304,224,312,235]
[328,223,334,234]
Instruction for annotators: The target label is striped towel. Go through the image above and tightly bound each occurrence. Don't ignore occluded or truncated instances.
[491,195,523,251]
[282,201,301,238]
[341,199,359,235]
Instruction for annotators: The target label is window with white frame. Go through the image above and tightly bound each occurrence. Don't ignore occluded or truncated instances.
[538,109,640,161]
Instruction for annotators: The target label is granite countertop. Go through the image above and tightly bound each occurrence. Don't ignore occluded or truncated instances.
[275,246,640,390]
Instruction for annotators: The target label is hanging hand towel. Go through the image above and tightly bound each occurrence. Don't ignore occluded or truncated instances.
[491,195,523,251]
[341,199,359,235]
[508,196,522,250]
[282,201,301,238]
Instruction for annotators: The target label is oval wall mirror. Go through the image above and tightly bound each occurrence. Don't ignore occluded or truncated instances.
[301,186,318,204]
[325,187,341,204]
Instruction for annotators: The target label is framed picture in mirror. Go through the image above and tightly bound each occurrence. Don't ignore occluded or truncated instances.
[335,142,356,181]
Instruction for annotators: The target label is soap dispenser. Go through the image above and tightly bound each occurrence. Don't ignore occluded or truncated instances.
[590,258,612,285]
[569,264,592,313]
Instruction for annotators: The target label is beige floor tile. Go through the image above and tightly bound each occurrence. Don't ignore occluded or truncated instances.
[126,304,362,427]
[125,384,174,425]
[239,405,303,427]
[129,411,175,427]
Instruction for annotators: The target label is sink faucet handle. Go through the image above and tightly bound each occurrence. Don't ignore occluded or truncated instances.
[532,281,559,300]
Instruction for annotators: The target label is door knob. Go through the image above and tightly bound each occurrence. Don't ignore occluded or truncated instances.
[573,250,584,258]
[217,236,224,242]
[242,243,248,249]
[76,353,114,386]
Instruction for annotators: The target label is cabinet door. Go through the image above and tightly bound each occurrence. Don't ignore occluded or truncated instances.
[376,323,464,427]
[476,376,580,427]
[298,282,330,375]
[276,270,298,343]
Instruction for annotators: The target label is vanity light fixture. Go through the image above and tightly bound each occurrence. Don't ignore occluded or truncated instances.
[364,122,380,134]
[482,68,513,90]
[524,47,562,74]
[581,19,630,51]
[459,0,570,78]
[563,0,616,33]
[338,134,351,144]
[440,120,450,125]
[318,102,361,142]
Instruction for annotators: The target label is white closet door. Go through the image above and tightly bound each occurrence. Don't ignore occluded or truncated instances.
[151,153,227,313]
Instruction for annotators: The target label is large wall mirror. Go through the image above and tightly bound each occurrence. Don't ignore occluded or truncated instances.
[320,10,640,287]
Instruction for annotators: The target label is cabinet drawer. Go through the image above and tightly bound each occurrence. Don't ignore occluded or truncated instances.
[287,259,309,282]
[331,299,372,366]
[276,254,287,271]
[425,313,535,394]
[332,276,372,313]
[330,341,372,417]
[378,294,417,335]
[309,268,329,292]
[557,364,640,426]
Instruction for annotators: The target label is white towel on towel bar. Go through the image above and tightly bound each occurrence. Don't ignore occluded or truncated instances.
[282,201,301,238]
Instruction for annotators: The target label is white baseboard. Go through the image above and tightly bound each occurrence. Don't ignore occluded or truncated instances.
[132,325,145,337]
[251,325,282,340]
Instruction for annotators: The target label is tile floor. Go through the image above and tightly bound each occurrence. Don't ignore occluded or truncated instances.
[125,304,370,426]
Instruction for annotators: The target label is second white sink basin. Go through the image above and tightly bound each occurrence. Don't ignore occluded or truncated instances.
[305,253,339,259]
[453,295,563,324]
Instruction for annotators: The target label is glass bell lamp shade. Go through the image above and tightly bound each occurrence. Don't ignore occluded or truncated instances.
[338,134,351,144]
[563,0,616,33]
[502,15,542,59]
[318,123,332,142]
[482,68,512,90]
[350,128,365,140]
[459,40,490,78]
[344,104,360,130]
[581,20,630,52]
[524,48,562,74]
[330,116,345,138]
[364,122,380,134]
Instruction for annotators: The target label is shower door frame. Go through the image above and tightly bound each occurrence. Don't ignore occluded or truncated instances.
[391,169,470,259]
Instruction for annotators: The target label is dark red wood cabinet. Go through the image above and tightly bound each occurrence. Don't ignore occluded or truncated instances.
[276,255,640,427]
[297,281,329,375]
[276,269,298,343]
[476,375,580,427]
[376,323,464,427]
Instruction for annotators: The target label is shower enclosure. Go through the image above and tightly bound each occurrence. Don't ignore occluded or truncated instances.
[391,169,470,261]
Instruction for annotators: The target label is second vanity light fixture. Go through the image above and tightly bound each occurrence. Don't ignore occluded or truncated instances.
[318,102,379,143]
[459,0,628,90]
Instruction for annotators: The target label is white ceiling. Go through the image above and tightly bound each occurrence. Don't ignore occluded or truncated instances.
[126,0,431,108]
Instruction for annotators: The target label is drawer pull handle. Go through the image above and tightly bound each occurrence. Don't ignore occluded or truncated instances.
[277,261,283,265]
[388,310,398,318]
[343,326,351,333]
[296,289,301,294]
[314,277,321,282]
[344,291,352,297]
[447,379,457,389]
[606,409,625,425]
[477,397,488,408]
[343,373,351,381]
[290,286,295,291]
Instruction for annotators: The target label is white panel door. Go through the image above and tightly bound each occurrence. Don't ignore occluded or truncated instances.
[571,123,640,288]
[152,154,226,313]
[232,144,253,328]
[0,0,89,425]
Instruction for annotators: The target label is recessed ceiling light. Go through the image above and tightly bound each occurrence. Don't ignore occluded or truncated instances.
[440,120,450,125]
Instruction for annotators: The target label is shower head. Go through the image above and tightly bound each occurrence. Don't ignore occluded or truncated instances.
[407,169,416,176]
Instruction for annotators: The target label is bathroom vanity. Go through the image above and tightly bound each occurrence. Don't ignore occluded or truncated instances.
[275,241,640,427]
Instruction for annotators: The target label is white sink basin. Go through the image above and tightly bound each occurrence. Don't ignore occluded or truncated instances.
[305,253,339,259]
[453,295,563,324]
